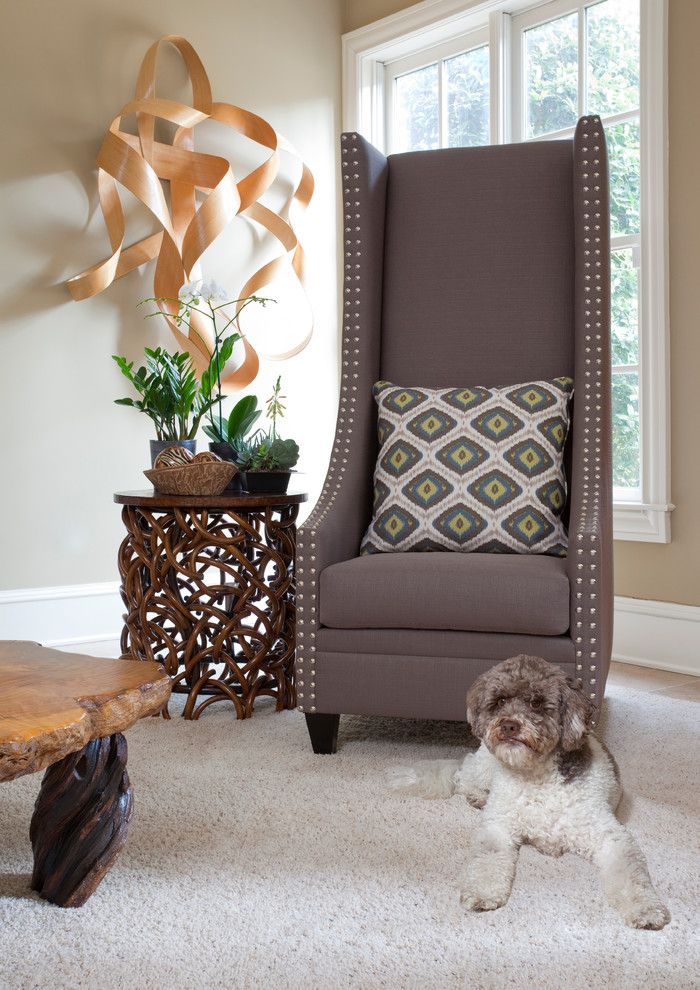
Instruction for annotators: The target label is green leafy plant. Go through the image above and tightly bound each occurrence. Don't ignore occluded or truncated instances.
[237,434,299,472]
[266,375,286,439]
[237,375,299,471]
[202,394,261,447]
[112,338,235,440]
[141,281,273,439]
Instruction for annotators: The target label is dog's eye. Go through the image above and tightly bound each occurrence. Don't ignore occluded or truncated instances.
[531,696,544,710]
[493,696,507,709]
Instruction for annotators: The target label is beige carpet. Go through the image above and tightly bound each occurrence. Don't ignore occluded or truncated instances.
[0,682,698,990]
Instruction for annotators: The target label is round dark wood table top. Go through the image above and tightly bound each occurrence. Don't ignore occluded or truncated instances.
[114,488,308,509]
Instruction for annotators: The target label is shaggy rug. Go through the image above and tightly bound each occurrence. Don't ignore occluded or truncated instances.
[0,683,697,990]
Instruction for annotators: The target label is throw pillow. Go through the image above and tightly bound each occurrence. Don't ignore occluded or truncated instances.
[360,378,574,556]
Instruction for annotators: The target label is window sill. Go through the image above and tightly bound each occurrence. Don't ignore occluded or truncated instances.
[613,501,673,543]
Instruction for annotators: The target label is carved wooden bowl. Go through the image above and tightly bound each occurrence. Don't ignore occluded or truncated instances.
[144,461,237,496]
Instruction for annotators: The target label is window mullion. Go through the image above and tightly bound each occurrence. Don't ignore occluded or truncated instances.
[597,107,640,129]
[489,10,512,144]
[438,58,446,147]
[611,233,641,250]
[522,125,575,142]
[578,1,586,114]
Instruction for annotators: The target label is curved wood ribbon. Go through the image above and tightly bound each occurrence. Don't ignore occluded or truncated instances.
[66,35,314,388]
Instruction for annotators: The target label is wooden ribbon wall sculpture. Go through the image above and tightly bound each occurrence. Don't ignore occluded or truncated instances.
[66,35,314,389]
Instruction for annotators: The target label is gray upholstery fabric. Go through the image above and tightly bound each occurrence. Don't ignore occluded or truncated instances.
[381,142,574,389]
[315,651,576,721]
[296,118,613,722]
[320,553,570,635]
[317,628,574,664]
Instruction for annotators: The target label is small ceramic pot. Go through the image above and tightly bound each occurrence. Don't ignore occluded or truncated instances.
[150,439,196,468]
[241,470,291,494]
[208,442,243,492]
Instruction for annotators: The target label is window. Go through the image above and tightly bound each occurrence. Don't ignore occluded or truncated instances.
[388,32,491,152]
[343,0,670,541]
[512,0,642,499]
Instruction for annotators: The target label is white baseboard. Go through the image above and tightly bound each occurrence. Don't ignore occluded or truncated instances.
[613,596,700,676]
[0,581,697,675]
[0,581,122,649]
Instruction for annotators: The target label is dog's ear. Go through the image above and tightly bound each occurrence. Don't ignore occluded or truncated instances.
[560,680,597,751]
[466,675,488,738]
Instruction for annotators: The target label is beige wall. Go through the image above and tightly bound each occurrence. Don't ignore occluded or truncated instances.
[344,0,700,606]
[614,0,700,606]
[344,0,413,30]
[1,0,696,607]
[0,0,342,590]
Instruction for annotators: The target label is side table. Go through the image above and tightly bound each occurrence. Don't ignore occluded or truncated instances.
[0,641,170,907]
[114,489,307,720]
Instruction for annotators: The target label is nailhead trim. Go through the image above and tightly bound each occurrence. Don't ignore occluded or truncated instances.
[296,132,363,713]
[574,116,608,727]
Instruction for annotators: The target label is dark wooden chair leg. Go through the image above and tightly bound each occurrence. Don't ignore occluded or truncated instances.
[305,713,340,754]
[30,733,133,907]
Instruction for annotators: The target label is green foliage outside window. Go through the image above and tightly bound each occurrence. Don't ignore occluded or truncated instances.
[446,47,489,148]
[395,63,439,152]
[394,0,643,490]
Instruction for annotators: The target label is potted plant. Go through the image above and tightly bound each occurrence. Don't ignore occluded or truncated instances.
[202,394,261,492]
[203,394,261,462]
[169,280,270,489]
[237,435,300,493]
[237,377,300,493]
[112,342,235,465]
[114,282,271,466]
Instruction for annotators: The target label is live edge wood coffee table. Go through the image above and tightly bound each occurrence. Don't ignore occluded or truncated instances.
[115,489,307,720]
[0,641,170,907]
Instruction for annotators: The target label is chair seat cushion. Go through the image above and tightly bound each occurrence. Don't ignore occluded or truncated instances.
[320,552,570,636]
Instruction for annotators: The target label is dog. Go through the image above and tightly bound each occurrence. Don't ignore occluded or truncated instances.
[389,654,670,930]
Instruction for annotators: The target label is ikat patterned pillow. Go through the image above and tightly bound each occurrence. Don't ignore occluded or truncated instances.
[360,378,574,556]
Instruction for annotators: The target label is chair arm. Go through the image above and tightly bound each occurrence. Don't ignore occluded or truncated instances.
[568,505,613,724]
[299,461,371,575]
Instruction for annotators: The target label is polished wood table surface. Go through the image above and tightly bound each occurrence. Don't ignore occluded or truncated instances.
[114,489,308,509]
[114,489,307,720]
[0,641,170,906]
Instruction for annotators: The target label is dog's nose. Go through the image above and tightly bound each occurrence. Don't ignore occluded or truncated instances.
[500,719,520,737]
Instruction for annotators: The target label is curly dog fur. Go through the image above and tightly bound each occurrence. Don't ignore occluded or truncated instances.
[389,655,670,930]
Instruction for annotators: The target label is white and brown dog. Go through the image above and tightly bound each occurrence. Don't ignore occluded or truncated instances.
[390,654,670,930]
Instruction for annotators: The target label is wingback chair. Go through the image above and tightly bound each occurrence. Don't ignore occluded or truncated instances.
[296,116,612,753]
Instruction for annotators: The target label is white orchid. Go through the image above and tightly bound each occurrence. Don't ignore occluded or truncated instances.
[200,280,228,304]
[178,279,228,306]
[178,280,201,302]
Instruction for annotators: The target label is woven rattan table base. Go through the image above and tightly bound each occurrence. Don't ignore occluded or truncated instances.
[116,495,302,719]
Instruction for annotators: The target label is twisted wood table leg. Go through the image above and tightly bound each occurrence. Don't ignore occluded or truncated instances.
[30,733,133,907]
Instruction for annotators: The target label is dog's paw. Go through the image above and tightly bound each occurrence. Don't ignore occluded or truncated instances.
[623,901,671,931]
[386,766,420,794]
[459,888,509,912]
[387,760,458,799]
[453,768,490,808]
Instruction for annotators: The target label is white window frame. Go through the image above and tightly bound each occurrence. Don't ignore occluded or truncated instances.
[342,0,671,543]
